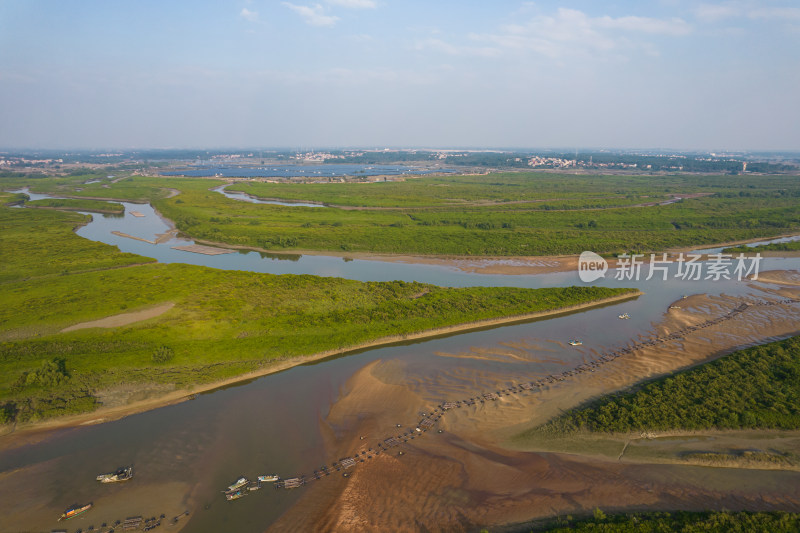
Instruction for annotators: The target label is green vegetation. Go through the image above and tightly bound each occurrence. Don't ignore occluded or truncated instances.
[7,173,800,256]
[0,204,149,282]
[535,335,800,435]
[681,450,798,468]
[520,510,800,532]
[0,190,28,205]
[167,174,800,256]
[228,174,677,208]
[723,240,800,254]
[0,204,635,424]
[26,198,124,213]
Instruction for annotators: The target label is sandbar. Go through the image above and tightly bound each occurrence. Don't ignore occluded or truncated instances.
[269,278,800,531]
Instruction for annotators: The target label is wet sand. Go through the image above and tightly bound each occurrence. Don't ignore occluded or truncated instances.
[270,279,800,532]
[756,269,800,286]
[0,457,194,533]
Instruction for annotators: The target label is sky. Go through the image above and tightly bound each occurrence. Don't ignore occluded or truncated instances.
[1,1,799,151]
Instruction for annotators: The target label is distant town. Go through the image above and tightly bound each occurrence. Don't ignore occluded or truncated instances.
[2,148,799,177]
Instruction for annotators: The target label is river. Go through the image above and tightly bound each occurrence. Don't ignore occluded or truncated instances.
[2,189,800,532]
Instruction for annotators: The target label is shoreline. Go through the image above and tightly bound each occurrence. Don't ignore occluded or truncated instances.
[0,290,641,448]
[25,204,124,215]
[272,285,800,531]
[22,185,796,276]
[190,232,800,276]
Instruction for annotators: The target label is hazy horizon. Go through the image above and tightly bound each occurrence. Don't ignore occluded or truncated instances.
[2,1,799,151]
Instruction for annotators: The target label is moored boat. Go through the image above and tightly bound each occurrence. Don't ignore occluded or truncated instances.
[258,474,279,482]
[225,489,247,501]
[224,477,249,492]
[59,503,92,521]
[96,466,133,483]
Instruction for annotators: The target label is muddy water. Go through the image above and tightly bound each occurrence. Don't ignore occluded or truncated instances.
[2,191,800,532]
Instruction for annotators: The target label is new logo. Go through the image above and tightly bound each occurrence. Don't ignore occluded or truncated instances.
[578,251,607,282]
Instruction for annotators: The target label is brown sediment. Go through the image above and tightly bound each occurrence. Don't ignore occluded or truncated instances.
[755,269,800,286]
[0,291,640,448]
[154,228,179,243]
[270,281,800,532]
[111,230,156,244]
[186,235,800,276]
[61,302,175,332]
[0,461,193,533]
[171,243,236,255]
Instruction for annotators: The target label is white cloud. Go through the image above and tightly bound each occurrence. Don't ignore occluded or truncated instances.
[326,0,376,8]
[240,7,259,22]
[694,2,744,21]
[457,8,691,61]
[415,38,500,58]
[694,2,800,22]
[283,3,340,27]
[595,15,691,35]
[749,7,800,20]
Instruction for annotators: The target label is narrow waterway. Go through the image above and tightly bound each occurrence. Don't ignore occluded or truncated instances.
[3,189,800,532]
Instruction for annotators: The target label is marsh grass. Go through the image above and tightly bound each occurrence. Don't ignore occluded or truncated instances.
[0,203,633,424]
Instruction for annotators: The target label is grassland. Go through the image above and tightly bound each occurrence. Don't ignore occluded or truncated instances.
[0,204,635,425]
[26,198,125,213]
[533,335,800,435]
[6,172,800,256]
[724,241,800,254]
[518,510,800,533]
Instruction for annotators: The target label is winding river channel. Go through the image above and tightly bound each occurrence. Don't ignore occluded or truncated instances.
[3,188,800,532]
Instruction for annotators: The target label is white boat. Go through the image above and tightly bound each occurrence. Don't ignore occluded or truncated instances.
[258,474,279,482]
[96,466,133,483]
[568,340,583,346]
[618,313,630,319]
[224,477,249,492]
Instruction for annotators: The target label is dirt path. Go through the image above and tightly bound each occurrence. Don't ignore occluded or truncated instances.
[61,302,175,332]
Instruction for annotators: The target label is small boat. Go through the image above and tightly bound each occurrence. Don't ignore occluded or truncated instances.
[618,313,630,319]
[59,503,92,521]
[568,340,583,346]
[224,477,249,492]
[96,466,133,483]
[258,474,279,482]
[225,490,247,501]
[248,481,262,491]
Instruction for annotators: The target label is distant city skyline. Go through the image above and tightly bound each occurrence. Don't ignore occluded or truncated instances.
[1,1,799,150]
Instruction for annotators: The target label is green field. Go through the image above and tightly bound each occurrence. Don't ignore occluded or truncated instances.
[532,335,800,436]
[516,510,800,533]
[724,240,800,254]
[26,197,125,213]
[7,172,800,256]
[0,204,634,424]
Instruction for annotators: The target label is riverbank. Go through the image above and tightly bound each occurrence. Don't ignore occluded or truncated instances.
[26,204,125,215]
[269,277,800,531]
[0,290,641,450]
[189,232,800,277]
